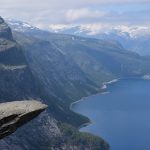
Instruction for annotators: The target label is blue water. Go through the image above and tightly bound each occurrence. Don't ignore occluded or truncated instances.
[72,79,150,150]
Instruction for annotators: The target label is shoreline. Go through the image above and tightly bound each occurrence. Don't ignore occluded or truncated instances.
[70,76,148,130]
[70,78,120,130]
[78,121,93,130]
[69,75,150,150]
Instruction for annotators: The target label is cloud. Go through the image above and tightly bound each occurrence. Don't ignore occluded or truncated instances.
[87,0,150,4]
[0,0,150,28]
[65,8,107,22]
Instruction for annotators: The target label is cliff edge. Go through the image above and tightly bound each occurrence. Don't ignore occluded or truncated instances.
[0,100,47,139]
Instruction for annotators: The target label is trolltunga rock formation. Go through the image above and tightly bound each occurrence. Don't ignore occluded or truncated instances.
[0,100,47,139]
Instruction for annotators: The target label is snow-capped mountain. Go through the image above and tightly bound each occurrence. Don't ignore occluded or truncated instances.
[48,24,150,39]
[6,18,150,55]
[48,24,150,55]
[6,18,40,33]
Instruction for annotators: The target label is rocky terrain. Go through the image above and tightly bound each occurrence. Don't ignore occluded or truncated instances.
[0,100,47,140]
[0,17,37,101]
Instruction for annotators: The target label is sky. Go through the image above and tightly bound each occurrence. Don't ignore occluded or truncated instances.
[0,0,150,29]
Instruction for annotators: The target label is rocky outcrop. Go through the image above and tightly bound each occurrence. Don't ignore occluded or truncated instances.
[0,100,47,139]
[0,16,37,101]
[0,17,13,40]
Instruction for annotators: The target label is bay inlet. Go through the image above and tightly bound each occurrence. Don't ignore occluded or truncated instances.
[72,79,150,150]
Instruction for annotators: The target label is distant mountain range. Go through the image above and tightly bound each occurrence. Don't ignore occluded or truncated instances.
[7,19,150,55]
[47,24,150,56]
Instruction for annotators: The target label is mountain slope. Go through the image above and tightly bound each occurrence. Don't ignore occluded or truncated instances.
[40,23,150,56]
[46,35,150,83]
[7,19,150,55]
[17,34,98,103]
[12,23,150,85]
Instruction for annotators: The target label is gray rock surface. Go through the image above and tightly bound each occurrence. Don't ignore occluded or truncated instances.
[0,17,13,40]
[0,100,47,139]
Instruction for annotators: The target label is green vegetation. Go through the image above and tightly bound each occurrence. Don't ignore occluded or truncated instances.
[60,123,109,150]
[49,123,109,150]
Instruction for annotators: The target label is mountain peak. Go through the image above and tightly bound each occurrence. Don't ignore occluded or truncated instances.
[0,17,13,40]
[6,18,40,33]
[0,16,4,24]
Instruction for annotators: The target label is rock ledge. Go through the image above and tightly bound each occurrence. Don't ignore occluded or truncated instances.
[0,100,47,139]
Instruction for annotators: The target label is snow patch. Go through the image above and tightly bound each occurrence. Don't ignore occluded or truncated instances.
[143,75,150,80]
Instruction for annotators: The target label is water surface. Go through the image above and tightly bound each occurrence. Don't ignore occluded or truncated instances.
[72,79,150,150]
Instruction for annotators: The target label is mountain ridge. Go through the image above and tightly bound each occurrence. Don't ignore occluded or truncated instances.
[11,21,150,83]
[7,19,150,55]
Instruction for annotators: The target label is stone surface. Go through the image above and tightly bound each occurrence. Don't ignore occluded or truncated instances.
[0,100,47,139]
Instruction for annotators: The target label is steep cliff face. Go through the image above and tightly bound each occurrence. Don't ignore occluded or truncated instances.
[23,30,150,84]
[20,37,98,103]
[0,17,62,149]
[0,17,36,101]
[0,17,13,40]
